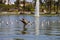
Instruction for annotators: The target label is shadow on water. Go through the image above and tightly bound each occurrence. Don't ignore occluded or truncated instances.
[0,15,60,40]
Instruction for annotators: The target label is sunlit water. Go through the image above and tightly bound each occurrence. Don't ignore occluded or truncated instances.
[0,15,60,40]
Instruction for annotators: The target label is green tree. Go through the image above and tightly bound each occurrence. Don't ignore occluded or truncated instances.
[14,0,20,11]
[0,0,3,4]
[8,0,10,5]
[33,0,36,8]
[23,0,25,11]
[44,0,52,13]
[15,0,20,7]
[55,0,59,13]
[0,0,6,4]
[8,0,10,10]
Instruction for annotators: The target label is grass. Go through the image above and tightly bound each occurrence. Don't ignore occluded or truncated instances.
[0,12,60,16]
[40,14,58,16]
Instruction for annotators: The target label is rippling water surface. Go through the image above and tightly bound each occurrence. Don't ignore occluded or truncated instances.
[0,15,60,40]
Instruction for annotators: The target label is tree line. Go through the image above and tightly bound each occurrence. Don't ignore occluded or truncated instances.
[0,0,60,13]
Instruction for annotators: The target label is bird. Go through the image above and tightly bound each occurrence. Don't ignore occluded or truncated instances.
[20,18,30,25]
[20,18,35,25]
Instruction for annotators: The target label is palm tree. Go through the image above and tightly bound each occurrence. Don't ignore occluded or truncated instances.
[57,0,59,14]
[44,0,46,7]
[0,0,5,4]
[45,0,52,13]
[40,0,44,12]
[56,0,59,14]
[8,0,10,5]
[53,0,56,12]
[58,0,60,11]
[0,0,2,4]
[23,0,25,11]
[49,0,52,13]
[54,0,59,14]
[7,0,10,10]
[15,0,20,11]
[33,0,36,8]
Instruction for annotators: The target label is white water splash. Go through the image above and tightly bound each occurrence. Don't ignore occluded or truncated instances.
[35,0,40,17]
[35,0,40,36]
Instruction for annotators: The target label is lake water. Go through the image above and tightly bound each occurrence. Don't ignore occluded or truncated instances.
[0,15,60,40]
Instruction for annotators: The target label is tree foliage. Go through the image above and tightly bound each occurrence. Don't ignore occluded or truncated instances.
[14,0,20,7]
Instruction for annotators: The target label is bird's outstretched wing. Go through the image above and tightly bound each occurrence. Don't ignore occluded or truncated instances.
[28,21,35,25]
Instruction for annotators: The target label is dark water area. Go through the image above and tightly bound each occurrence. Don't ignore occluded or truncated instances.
[0,15,60,40]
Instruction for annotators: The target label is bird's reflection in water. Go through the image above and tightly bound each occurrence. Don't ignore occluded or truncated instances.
[14,38,24,40]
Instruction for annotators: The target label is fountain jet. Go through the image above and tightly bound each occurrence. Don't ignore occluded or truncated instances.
[35,0,39,17]
[35,0,40,35]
